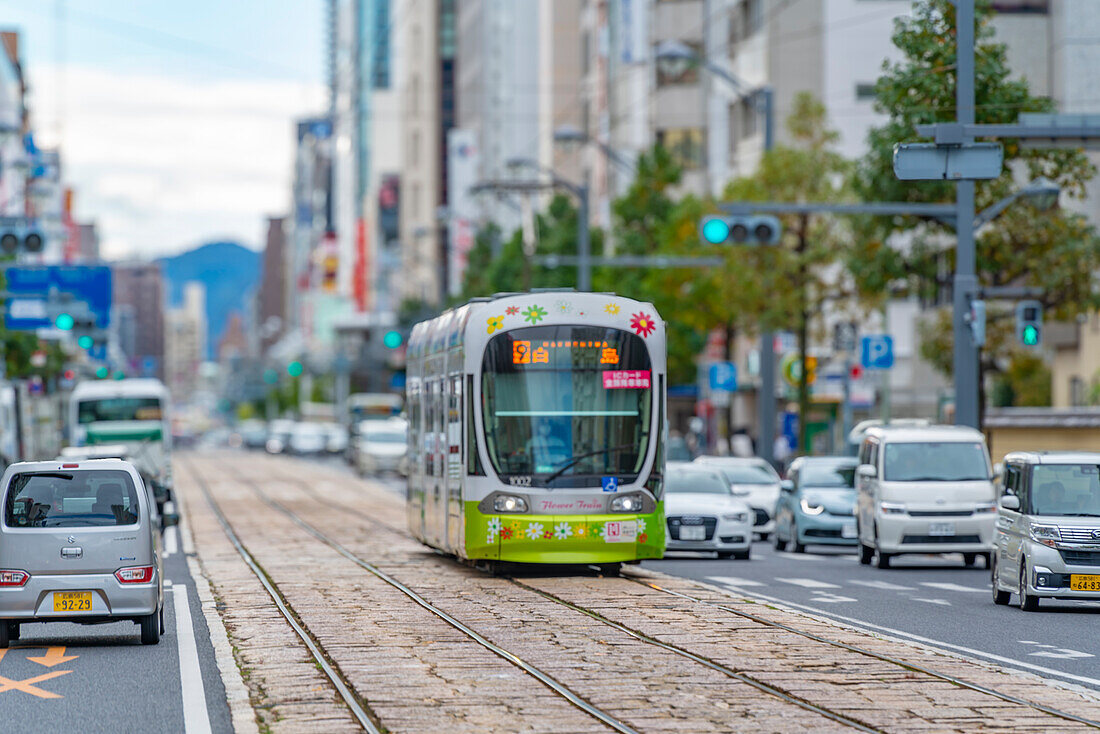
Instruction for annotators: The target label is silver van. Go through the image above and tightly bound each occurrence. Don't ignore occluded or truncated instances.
[0,459,169,646]
[993,452,1100,611]
[856,425,997,568]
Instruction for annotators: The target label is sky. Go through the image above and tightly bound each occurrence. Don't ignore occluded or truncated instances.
[0,0,326,259]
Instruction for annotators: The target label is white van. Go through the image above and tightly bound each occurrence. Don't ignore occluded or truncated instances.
[856,425,997,568]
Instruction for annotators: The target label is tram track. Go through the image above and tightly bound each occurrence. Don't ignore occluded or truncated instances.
[267,458,1100,731]
[213,462,885,732]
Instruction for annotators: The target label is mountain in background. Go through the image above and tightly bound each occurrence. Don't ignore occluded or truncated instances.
[159,241,261,359]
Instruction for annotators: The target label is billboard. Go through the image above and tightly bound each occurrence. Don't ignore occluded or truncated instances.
[446,128,479,296]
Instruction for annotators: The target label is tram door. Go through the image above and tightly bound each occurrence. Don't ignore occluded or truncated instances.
[428,377,446,547]
[445,374,463,551]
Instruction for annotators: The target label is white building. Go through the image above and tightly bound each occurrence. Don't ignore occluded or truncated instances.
[164,282,206,404]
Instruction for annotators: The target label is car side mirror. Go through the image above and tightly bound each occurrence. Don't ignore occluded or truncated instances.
[999,495,1020,511]
[162,513,180,528]
[857,464,876,479]
[780,480,794,493]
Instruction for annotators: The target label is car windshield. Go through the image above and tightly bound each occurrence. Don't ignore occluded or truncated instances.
[712,464,776,485]
[666,470,731,495]
[800,462,857,488]
[480,325,653,485]
[367,432,406,444]
[4,470,141,528]
[78,397,162,424]
[1029,465,1100,517]
[883,442,990,482]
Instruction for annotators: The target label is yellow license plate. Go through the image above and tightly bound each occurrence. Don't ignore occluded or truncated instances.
[53,591,93,612]
[1069,575,1100,592]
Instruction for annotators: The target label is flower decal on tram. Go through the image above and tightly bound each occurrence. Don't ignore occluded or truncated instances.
[487,315,504,334]
[630,312,657,338]
[522,304,547,324]
[604,303,621,315]
[505,306,520,316]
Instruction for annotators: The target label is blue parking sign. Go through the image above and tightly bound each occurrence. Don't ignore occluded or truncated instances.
[860,335,894,370]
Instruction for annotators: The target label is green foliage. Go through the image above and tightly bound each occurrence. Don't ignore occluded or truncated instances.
[993,353,1052,407]
[852,0,1100,373]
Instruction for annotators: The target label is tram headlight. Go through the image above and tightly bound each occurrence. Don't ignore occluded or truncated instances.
[493,495,528,513]
[610,494,644,513]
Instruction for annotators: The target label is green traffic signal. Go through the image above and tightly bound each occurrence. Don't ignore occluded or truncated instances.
[701,217,730,244]
[95,366,109,379]
[78,335,94,349]
[55,313,75,331]
[113,371,125,380]
[262,368,279,385]
[1022,324,1040,346]
[383,330,403,349]
[287,361,304,377]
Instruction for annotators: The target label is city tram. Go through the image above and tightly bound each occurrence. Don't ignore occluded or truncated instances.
[405,291,667,566]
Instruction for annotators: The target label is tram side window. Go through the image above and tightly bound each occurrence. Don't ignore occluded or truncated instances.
[466,375,484,475]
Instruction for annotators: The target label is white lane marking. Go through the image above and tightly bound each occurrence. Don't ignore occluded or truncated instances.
[702,583,1100,689]
[919,582,984,593]
[850,580,915,591]
[165,580,173,587]
[173,585,213,734]
[911,598,951,606]
[706,576,765,587]
[1029,648,1095,659]
[810,592,857,603]
[776,577,842,589]
[773,552,825,561]
[165,526,179,557]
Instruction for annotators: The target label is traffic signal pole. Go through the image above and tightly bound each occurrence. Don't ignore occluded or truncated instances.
[952,0,981,429]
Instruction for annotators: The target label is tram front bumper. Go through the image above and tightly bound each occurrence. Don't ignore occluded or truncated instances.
[468,509,666,563]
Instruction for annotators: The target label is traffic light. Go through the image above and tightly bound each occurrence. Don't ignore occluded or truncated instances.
[262,368,279,385]
[95,366,109,379]
[54,313,75,331]
[967,299,986,348]
[77,335,94,350]
[287,360,304,377]
[383,330,403,349]
[1016,300,1043,347]
[0,230,44,255]
[699,215,781,245]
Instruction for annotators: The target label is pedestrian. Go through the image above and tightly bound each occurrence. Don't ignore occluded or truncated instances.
[772,433,791,472]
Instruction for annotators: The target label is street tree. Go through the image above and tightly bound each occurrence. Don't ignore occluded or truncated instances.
[851,0,1100,406]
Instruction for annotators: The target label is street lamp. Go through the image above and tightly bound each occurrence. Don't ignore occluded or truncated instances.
[504,157,592,292]
[974,177,1060,229]
[654,39,778,463]
[552,124,635,173]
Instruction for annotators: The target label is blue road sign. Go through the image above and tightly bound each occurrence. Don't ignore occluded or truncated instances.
[4,265,112,331]
[860,335,895,370]
[708,362,737,393]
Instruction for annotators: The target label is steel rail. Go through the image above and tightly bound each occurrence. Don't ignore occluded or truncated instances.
[181,459,384,734]
[222,465,638,734]
[626,575,1100,730]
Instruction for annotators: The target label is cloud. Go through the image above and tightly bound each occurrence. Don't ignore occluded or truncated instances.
[27,64,325,259]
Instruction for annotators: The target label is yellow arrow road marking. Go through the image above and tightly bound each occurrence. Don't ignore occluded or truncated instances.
[0,670,73,699]
[26,647,78,667]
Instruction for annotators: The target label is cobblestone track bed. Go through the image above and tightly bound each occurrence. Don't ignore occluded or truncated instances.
[182,457,614,734]
[243,453,1100,733]
[223,462,877,734]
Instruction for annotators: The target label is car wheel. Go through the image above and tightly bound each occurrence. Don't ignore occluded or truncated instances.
[0,621,10,648]
[1018,564,1039,612]
[733,549,751,561]
[873,525,891,568]
[758,532,770,542]
[991,555,1011,605]
[981,552,992,569]
[774,530,788,552]
[963,553,977,567]
[140,610,161,645]
[859,542,873,565]
[716,552,734,559]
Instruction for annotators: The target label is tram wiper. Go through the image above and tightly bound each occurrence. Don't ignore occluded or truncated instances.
[544,444,638,484]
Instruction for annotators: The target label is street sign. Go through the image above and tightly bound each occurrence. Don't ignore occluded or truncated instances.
[892,142,1003,181]
[833,321,858,353]
[708,362,737,393]
[4,265,112,331]
[860,335,894,370]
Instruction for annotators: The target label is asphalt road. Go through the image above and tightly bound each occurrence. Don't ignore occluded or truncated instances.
[1,506,233,733]
[646,541,1100,691]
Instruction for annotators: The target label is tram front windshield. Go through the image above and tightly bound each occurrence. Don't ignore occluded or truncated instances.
[481,325,653,487]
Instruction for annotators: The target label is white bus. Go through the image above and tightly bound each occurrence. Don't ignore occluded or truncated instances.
[406,291,667,567]
[69,379,173,513]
